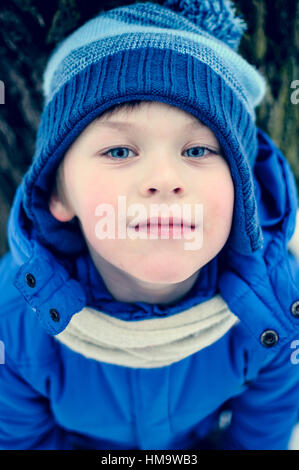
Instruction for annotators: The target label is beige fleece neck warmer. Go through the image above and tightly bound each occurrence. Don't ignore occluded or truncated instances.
[56,294,238,368]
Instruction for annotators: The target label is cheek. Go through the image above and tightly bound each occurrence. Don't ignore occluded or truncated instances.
[80,190,118,240]
[204,172,235,234]
[68,164,116,216]
[212,183,234,216]
[63,157,127,246]
[79,180,126,249]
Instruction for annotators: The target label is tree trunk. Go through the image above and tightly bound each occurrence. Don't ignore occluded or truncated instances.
[0,0,298,257]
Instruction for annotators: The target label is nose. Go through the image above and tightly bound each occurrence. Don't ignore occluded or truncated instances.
[138,157,186,198]
[147,186,182,195]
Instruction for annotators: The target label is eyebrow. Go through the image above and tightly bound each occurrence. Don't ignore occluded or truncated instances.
[94,119,205,130]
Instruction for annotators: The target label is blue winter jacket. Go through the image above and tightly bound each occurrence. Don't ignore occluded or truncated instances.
[0,129,299,450]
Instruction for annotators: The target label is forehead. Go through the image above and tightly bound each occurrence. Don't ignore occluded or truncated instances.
[76,100,220,146]
[96,100,203,125]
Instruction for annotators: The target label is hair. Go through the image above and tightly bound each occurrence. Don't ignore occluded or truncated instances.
[96,99,147,120]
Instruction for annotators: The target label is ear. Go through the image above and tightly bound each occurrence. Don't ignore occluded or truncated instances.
[48,191,75,222]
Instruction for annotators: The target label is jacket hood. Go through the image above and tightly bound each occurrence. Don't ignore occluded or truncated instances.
[6,128,299,340]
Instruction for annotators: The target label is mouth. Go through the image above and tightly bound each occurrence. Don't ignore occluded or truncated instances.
[129,217,196,231]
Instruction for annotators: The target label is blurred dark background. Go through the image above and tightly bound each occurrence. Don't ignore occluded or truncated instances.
[0,0,298,257]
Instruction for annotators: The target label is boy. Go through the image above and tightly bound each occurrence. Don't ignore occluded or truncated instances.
[0,0,299,450]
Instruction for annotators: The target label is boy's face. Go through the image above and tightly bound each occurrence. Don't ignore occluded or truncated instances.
[49,101,234,288]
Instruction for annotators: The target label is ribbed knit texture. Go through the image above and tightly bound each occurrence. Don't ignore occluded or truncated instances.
[21,1,265,257]
[43,3,265,112]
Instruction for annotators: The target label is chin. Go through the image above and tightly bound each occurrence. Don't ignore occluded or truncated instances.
[127,260,199,285]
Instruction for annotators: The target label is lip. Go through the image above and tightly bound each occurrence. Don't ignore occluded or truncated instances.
[128,216,196,230]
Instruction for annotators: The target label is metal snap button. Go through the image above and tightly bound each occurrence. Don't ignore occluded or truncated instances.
[260,329,279,348]
[49,308,60,322]
[291,301,299,318]
[25,273,36,288]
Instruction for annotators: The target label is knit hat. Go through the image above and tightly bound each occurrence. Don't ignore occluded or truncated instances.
[21,0,266,257]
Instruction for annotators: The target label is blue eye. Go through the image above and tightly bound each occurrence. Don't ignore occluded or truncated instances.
[101,146,216,160]
[184,147,212,158]
[103,147,134,159]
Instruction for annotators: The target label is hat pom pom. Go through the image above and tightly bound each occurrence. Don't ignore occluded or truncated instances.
[163,0,247,50]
